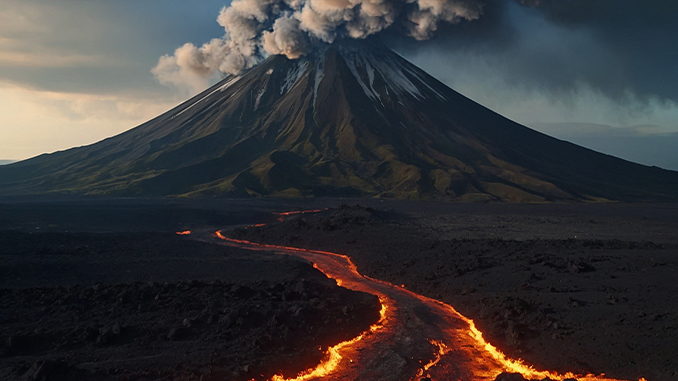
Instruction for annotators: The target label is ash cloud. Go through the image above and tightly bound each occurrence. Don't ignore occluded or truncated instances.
[396,0,678,105]
[153,0,678,109]
[262,17,308,59]
[152,0,485,92]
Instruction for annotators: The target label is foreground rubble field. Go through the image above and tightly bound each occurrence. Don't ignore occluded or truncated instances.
[0,232,380,381]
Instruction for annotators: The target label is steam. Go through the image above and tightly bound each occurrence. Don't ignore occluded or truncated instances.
[153,0,484,92]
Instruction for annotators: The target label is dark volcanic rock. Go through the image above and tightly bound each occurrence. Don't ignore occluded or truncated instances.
[494,373,528,381]
[0,267,381,381]
[21,360,101,381]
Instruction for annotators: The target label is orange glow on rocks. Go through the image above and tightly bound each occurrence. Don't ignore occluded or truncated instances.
[212,230,646,381]
[414,339,450,380]
[461,314,623,381]
[245,223,267,229]
[273,209,326,217]
[274,209,326,222]
[175,230,191,235]
[270,300,387,381]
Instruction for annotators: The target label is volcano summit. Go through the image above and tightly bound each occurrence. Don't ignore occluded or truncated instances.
[2,40,677,201]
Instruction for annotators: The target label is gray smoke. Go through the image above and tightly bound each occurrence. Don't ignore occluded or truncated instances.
[152,0,484,92]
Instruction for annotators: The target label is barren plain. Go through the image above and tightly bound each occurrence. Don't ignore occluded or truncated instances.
[1,198,677,381]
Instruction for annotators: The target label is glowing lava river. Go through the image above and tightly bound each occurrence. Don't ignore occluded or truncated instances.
[197,226,644,381]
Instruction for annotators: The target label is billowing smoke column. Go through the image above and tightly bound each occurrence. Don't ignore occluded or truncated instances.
[152,0,484,92]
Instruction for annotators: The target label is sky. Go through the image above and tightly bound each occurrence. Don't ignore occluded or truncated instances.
[1,0,677,170]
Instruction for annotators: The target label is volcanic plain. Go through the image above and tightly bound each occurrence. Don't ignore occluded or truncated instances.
[1,198,677,381]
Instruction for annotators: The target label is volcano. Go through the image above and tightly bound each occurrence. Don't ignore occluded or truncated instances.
[2,40,677,201]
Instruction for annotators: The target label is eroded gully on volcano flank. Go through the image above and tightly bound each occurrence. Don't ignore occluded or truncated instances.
[192,221,642,381]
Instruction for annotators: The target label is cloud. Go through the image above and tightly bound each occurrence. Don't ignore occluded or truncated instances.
[0,1,112,64]
[152,40,230,94]
[0,0,227,95]
[0,82,177,160]
[0,0,231,160]
[533,0,678,103]
[262,17,309,59]
[152,0,485,92]
[394,0,678,105]
[0,50,107,68]
[529,122,678,171]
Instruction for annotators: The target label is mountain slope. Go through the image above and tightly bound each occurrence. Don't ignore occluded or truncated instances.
[1,40,677,201]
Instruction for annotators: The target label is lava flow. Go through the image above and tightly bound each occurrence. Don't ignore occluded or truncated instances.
[273,209,327,221]
[273,209,326,217]
[175,230,191,235]
[211,230,645,381]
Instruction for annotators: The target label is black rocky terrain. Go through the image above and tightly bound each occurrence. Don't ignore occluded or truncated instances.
[0,231,381,381]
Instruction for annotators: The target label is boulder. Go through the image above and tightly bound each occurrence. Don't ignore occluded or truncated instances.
[494,373,528,381]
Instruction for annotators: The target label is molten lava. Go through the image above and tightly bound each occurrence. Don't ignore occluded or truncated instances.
[273,209,326,217]
[175,230,191,235]
[211,229,645,381]
[414,340,451,380]
[273,209,327,222]
[270,303,388,381]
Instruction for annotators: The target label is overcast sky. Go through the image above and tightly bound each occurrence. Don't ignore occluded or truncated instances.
[1,0,677,170]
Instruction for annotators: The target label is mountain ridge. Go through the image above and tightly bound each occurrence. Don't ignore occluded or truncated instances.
[1,40,677,202]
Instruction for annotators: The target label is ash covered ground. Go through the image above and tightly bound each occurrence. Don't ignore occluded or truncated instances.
[1,198,677,381]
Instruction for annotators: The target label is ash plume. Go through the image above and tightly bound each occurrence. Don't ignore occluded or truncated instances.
[152,0,485,92]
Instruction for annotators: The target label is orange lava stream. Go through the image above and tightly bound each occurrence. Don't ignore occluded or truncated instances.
[270,303,388,381]
[245,223,267,229]
[273,209,326,217]
[413,340,451,380]
[213,230,645,381]
[462,314,620,381]
[273,209,327,222]
[175,230,191,235]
